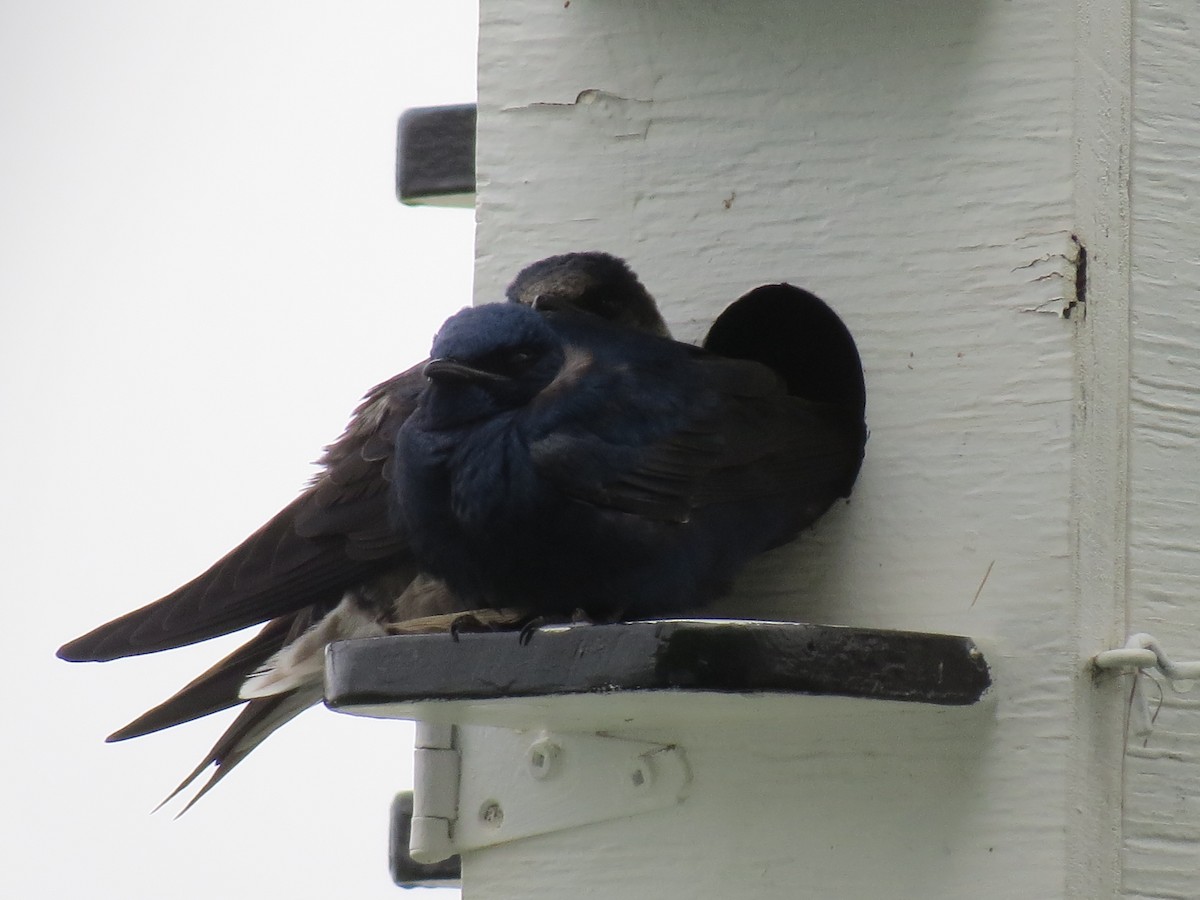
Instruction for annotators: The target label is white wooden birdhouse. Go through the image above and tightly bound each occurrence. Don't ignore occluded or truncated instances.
[332,2,1200,897]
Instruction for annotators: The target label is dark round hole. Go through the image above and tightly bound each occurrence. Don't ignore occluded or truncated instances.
[703,283,866,420]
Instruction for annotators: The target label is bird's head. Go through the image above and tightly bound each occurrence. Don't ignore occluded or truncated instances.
[421,303,566,429]
[506,251,670,337]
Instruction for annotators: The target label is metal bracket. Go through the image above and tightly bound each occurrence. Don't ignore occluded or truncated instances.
[409,722,691,863]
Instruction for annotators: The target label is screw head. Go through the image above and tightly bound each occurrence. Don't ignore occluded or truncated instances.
[527,738,561,780]
[630,759,654,790]
[479,800,504,828]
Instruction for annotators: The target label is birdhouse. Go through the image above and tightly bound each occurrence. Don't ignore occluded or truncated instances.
[332,1,1200,896]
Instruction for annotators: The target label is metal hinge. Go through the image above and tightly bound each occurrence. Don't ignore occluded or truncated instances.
[409,722,691,863]
[410,723,461,863]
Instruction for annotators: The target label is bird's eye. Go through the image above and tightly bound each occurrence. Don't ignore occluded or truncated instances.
[474,346,537,377]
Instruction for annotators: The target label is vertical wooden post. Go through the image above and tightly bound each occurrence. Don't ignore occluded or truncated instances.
[1067,0,1131,896]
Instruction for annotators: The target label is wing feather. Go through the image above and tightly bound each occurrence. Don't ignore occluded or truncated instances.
[58,369,423,662]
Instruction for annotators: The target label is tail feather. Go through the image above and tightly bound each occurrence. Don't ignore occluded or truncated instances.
[159,689,320,817]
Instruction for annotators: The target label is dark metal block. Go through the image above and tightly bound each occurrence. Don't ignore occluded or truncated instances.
[396,104,476,207]
[389,791,462,889]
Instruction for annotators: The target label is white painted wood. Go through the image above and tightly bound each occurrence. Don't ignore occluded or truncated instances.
[1067,0,1132,896]
[1124,2,1200,897]
[469,1,1092,897]
[450,727,689,854]
[454,695,995,898]
[449,0,1200,896]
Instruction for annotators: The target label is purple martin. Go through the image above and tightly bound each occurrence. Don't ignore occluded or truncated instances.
[394,301,866,620]
[57,251,665,808]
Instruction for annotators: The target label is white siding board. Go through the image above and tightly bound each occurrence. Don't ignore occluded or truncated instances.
[1126,1,1200,896]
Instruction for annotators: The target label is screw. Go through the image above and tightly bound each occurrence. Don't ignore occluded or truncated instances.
[630,759,654,789]
[527,739,561,780]
[479,801,504,828]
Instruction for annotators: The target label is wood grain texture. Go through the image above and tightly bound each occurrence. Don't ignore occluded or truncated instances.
[466,1,1108,897]
[1125,2,1200,897]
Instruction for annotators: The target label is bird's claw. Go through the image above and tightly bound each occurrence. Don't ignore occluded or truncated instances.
[517,608,598,645]
[449,613,491,642]
[517,616,546,646]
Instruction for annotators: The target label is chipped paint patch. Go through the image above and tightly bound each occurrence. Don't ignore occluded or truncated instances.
[1014,231,1086,318]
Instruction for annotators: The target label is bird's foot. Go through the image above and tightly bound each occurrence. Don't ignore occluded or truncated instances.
[447,607,532,641]
[449,612,491,642]
[517,617,545,646]
[384,607,529,638]
[517,608,599,645]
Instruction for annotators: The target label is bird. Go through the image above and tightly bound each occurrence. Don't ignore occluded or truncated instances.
[393,300,866,622]
[57,251,667,809]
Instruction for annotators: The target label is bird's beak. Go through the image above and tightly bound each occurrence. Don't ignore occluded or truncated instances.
[423,358,508,383]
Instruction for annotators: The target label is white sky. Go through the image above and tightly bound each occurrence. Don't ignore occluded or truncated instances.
[1,3,477,897]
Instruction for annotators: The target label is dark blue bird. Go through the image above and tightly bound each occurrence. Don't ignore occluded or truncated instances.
[396,301,866,621]
[56,251,666,809]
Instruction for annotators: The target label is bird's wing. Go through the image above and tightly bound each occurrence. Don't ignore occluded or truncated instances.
[530,354,863,522]
[104,614,302,742]
[57,367,426,663]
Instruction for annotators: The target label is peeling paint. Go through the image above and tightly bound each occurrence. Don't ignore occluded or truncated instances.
[1013,231,1085,318]
[504,89,653,112]
[501,89,655,141]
